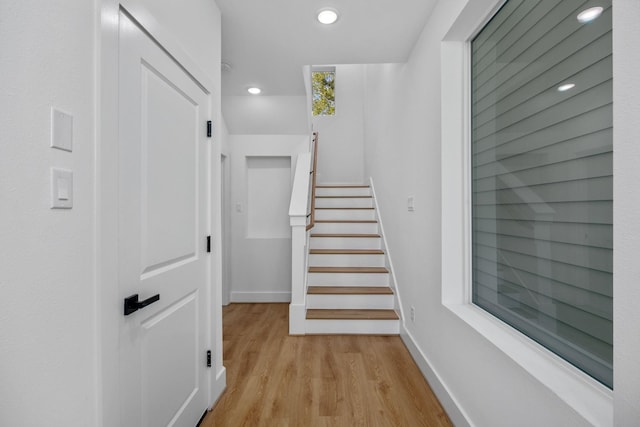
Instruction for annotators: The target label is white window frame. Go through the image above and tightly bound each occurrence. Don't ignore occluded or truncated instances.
[440,1,612,425]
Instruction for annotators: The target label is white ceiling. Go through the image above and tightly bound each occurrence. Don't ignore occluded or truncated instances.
[217,0,438,96]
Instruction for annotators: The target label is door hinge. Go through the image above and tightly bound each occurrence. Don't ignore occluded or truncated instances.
[206,121,212,138]
[206,235,211,253]
[206,350,212,368]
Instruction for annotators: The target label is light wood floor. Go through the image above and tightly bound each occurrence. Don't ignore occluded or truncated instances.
[202,303,452,427]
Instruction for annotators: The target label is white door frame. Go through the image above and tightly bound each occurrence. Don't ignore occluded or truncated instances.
[221,153,231,306]
[97,3,224,425]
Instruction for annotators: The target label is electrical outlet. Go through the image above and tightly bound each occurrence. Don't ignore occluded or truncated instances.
[407,195,415,212]
[410,306,416,323]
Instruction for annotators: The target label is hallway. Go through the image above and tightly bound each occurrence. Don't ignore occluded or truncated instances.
[203,304,452,426]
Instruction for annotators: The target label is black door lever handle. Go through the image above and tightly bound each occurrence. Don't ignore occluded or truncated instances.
[124,293,160,316]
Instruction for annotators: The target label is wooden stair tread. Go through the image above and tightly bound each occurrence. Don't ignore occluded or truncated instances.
[315,207,374,210]
[314,220,378,224]
[310,249,384,255]
[315,195,372,198]
[306,309,399,320]
[308,266,389,274]
[308,286,393,295]
[310,233,380,238]
[316,185,370,188]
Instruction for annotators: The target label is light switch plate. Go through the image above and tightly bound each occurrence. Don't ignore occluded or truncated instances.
[51,168,73,209]
[407,195,415,212]
[51,108,73,152]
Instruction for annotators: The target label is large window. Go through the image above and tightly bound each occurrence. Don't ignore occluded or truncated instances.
[471,0,612,387]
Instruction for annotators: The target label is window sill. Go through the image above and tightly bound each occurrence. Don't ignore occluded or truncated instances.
[444,302,613,427]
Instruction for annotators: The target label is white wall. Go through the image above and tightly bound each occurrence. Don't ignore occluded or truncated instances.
[313,64,366,185]
[613,0,640,423]
[223,95,308,135]
[0,1,97,426]
[228,135,308,302]
[362,0,639,425]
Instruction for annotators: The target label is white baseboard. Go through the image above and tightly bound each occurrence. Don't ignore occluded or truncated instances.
[400,325,472,427]
[230,291,291,303]
[368,177,405,321]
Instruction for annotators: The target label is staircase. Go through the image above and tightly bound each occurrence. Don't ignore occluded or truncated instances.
[304,185,400,334]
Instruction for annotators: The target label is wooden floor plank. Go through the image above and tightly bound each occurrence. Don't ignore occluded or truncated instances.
[202,304,452,427]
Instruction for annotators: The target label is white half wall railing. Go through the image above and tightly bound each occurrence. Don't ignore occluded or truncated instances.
[289,132,319,334]
[288,149,312,334]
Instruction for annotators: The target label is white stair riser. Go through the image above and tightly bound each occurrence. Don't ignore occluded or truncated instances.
[316,187,371,197]
[307,294,394,309]
[309,253,385,267]
[310,237,381,250]
[314,209,376,221]
[315,198,373,208]
[308,272,389,286]
[305,319,400,335]
[313,222,378,234]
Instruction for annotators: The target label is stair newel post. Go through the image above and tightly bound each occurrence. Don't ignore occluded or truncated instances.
[289,133,317,335]
[289,216,308,335]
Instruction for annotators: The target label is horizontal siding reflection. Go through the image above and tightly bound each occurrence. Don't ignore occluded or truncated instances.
[474,200,612,225]
[473,0,538,65]
[474,104,612,165]
[474,6,612,101]
[471,0,613,388]
[473,152,612,192]
[473,266,612,319]
[474,176,612,206]
[474,292,612,362]
[474,58,612,136]
[474,274,612,343]
[474,231,612,272]
[474,247,612,297]
[474,81,612,150]
[474,218,612,249]
[473,128,612,174]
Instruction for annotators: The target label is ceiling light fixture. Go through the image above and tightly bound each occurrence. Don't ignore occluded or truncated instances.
[247,87,261,95]
[317,8,339,25]
[557,83,576,92]
[577,6,604,23]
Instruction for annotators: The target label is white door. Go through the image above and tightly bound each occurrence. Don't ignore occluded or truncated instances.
[118,12,210,427]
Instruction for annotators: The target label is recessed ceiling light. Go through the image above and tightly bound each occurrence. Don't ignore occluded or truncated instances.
[317,8,339,25]
[247,87,261,95]
[577,6,604,23]
[557,83,576,92]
